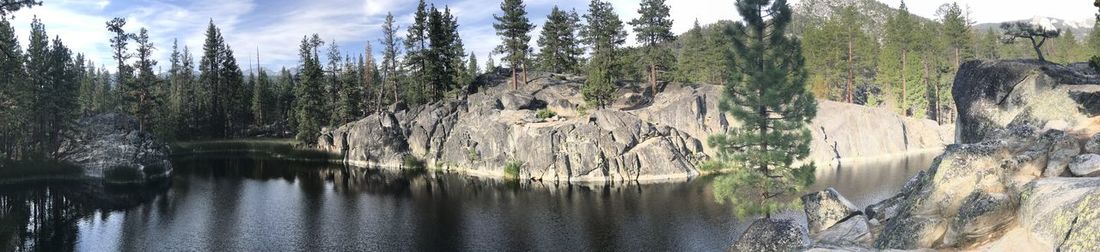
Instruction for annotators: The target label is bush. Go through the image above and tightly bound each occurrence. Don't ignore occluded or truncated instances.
[467,148,480,161]
[504,160,523,179]
[403,156,426,171]
[535,109,557,119]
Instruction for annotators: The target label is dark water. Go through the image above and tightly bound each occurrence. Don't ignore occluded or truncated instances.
[0,149,937,251]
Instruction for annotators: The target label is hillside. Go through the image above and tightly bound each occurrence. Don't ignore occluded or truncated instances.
[975,16,1095,40]
[791,0,934,38]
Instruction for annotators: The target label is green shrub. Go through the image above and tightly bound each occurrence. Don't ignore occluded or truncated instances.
[504,160,524,179]
[467,148,480,161]
[535,109,557,119]
[403,156,426,171]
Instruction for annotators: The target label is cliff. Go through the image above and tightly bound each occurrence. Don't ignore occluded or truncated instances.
[318,72,952,183]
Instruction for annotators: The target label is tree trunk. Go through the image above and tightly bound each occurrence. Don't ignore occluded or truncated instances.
[902,50,908,115]
[846,35,854,104]
[522,62,529,86]
[650,64,658,96]
[511,66,518,89]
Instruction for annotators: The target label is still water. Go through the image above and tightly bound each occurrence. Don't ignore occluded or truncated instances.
[0,148,937,251]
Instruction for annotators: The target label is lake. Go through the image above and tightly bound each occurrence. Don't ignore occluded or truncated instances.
[0,146,937,251]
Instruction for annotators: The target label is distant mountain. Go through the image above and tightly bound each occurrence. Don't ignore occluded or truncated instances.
[974,17,1095,40]
[791,0,933,38]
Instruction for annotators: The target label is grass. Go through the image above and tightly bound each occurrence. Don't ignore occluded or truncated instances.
[504,160,524,180]
[172,138,340,161]
[535,109,557,120]
[0,159,85,184]
[403,155,426,171]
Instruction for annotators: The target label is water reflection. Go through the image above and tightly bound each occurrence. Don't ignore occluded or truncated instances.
[0,150,939,251]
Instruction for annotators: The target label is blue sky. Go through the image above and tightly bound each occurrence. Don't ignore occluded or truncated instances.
[5,0,1097,73]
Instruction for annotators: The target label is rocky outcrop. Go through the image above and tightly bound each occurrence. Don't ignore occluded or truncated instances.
[953,60,1100,144]
[795,60,1100,250]
[731,218,810,252]
[320,73,952,183]
[55,113,172,183]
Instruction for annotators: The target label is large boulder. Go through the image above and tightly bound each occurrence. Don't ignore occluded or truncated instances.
[1086,133,1100,154]
[56,113,172,183]
[318,112,410,168]
[802,188,861,234]
[813,215,873,248]
[1044,130,1080,177]
[1070,154,1100,177]
[953,60,1100,144]
[942,191,1018,248]
[499,92,538,110]
[731,218,809,252]
[1015,178,1100,251]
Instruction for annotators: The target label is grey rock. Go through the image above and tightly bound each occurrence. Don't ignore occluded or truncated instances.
[1070,154,1100,177]
[730,218,809,252]
[56,113,172,183]
[1044,130,1080,177]
[814,215,873,248]
[1017,178,1100,251]
[803,188,861,234]
[866,170,927,223]
[500,92,537,110]
[943,191,1017,248]
[954,60,1100,144]
[318,112,409,168]
[1086,134,1100,154]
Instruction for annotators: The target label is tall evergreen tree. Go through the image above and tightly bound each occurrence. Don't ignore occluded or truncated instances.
[106,17,131,113]
[581,0,627,108]
[938,3,972,68]
[879,1,921,116]
[493,0,534,89]
[466,52,479,83]
[252,59,271,126]
[405,0,429,104]
[294,34,325,143]
[131,28,159,132]
[362,42,376,115]
[803,5,877,103]
[707,0,817,219]
[537,7,583,74]
[630,0,674,95]
[379,13,401,110]
[0,16,27,158]
[25,17,50,157]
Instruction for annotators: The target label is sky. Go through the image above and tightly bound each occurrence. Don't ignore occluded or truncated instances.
[5,0,1098,73]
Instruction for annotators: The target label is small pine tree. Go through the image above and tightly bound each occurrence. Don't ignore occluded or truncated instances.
[1000,21,1061,61]
[707,0,817,219]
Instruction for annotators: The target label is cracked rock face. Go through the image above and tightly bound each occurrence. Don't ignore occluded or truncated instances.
[953,60,1100,144]
[731,218,810,252]
[56,113,172,183]
[802,188,861,235]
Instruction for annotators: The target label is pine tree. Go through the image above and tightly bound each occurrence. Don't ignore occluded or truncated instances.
[252,61,271,126]
[879,1,921,116]
[978,27,1000,60]
[630,0,674,95]
[25,17,49,157]
[379,13,401,110]
[131,28,159,132]
[581,0,626,108]
[0,15,26,158]
[493,0,534,89]
[444,8,469,95]
[707,0,817,219]
[467,53,479,83]
[44,37,78,155]
[938,3,972,68]
[362,43,376,115]
[220,44,247,136]
[405,0,429,104]
[537,7,583,74]
[426,6,450,98]
[106,17,131,113]
[294,34,326,143]
[803,5,877,103]
[1000,21,1061,61]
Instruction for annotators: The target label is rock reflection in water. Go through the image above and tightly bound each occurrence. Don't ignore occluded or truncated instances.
[0,150,939,251]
